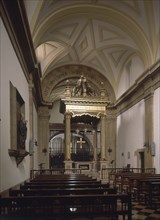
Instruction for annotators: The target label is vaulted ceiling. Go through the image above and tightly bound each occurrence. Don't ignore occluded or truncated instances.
[24,0,160,104]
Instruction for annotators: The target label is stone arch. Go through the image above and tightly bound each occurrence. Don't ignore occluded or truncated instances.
[42,64,116,104]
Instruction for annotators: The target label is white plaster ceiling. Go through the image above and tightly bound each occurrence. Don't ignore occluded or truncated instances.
[24,0,160,102]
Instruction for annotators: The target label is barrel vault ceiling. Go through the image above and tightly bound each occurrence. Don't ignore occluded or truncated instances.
[24,0,160,104]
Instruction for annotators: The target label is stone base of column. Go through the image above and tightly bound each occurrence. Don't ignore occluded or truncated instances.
[92,161,97,172]
[91,161,99,179]
[99,160,110,183]
[100,160,109,169]
[64,160,73,173]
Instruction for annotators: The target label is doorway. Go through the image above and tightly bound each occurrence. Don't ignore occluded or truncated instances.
[139,151,145,171]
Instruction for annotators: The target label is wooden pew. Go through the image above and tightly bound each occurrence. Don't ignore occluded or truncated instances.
[30,174,99,187]
[1,174,131,219]
[33,173,93,179]
[121,174,160,197]
[111,172,160,194]
[32,174,95,181]
[0,194,132,220]
[30,179,99,184]
[137,179,160,207]
[111,172,160,208]
[10,187,116,196]
[22,174,105,189]
[21,182,104,189]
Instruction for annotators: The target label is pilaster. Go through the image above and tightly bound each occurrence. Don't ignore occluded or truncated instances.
[144,92,154,167]
[29,76,34,169]
[100,113,106,160]
[106,107,117,167]
[64,111,72,161]
[38,106,50,168]
[92,129,97,170]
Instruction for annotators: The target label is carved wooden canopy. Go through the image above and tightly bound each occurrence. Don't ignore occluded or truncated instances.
[60,75,110,125]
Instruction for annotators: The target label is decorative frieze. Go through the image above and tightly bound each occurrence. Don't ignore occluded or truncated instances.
[61,97,110,118]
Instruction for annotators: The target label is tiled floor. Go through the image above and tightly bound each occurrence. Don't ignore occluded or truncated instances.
[131,201,160,220]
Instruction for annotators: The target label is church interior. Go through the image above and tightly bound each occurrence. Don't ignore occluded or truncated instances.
[0,0,160,219]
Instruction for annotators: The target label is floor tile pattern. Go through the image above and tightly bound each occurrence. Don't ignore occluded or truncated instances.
[131,202,160,220]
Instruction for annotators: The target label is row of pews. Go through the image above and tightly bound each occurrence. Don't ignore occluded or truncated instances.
[0,173,132,219]
[109,172,160,208]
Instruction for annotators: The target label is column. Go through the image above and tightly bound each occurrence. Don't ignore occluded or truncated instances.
[28,76,34,169]
[99,112,109,179]
[38,106,50,169]
[106,108,117,168]
[92,129,97,173]
[65,111,72,160]
[100,113,106,160]
[144,93,154,167]
[93,129,97,161]
[64,111,72,172]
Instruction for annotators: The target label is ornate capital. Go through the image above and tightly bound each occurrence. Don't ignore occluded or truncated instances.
[38,106,50,119]
[64,111,73,118]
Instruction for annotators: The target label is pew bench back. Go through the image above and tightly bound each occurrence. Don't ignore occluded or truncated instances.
[0,194,132,220]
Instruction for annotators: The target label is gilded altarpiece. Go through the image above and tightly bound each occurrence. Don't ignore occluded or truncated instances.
[60,75,110,173]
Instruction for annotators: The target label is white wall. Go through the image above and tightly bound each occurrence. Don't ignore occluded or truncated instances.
[0,19,30,192]
[117,56,144,98]
[153,88,160,173]
[116,100,145,168]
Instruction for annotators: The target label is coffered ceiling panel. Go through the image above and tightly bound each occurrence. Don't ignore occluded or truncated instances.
[24,0,159,102]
